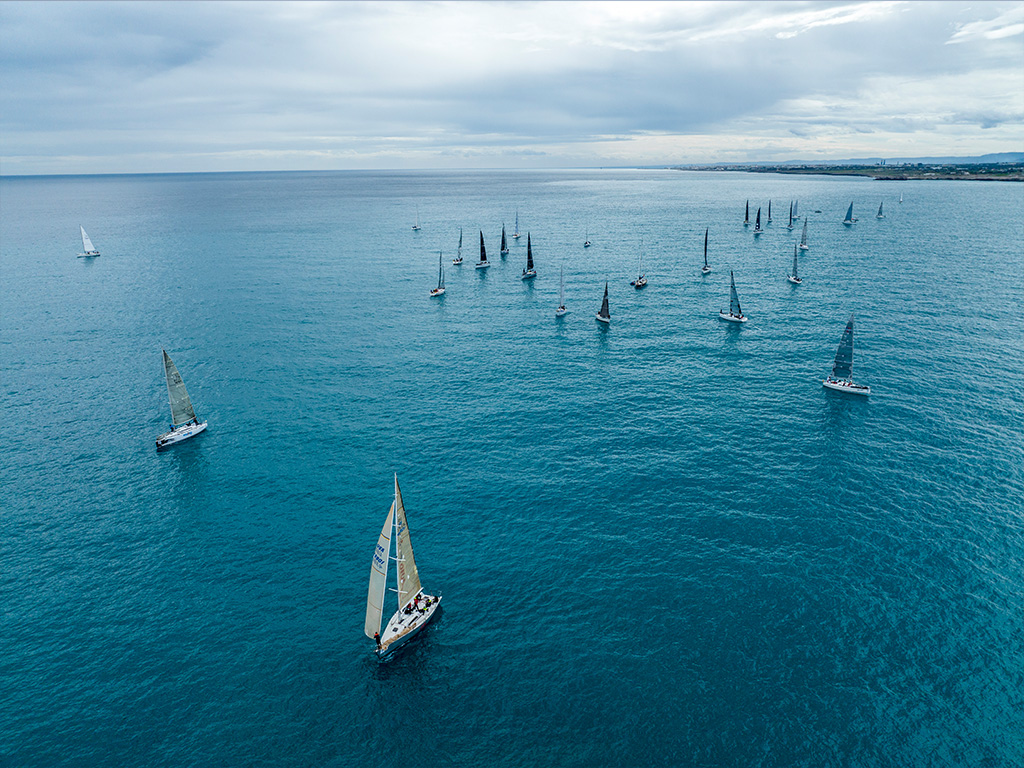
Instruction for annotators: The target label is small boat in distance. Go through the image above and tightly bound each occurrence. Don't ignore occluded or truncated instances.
[156,350,207,448]
[823,315,870,395]
[452,228,464,264]
[793,200,801,221]
[753,207,763,236]
[701,228,711,275]
[365,474,442,660]
[500,224,509,256]
[718,271,748,323]
[556,265,569,317]
[584,229,591,248]
[743,200,750,226]
[412,207,421,231]
[512,211,521,239]
[788,245,803,285]
[843,202,856,225]
[475,231,491,269]
[899,193,903,204]
[630,241,647,288]
[799,219,809,250]
[787,202,794,231]
[876,201,884,219]
[596,282,611,324]
[77,226,100,258]
[767,200,772,223]
[430,252,445,297]
[521,233,537,279]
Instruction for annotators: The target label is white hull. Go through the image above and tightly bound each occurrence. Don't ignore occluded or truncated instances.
[156,420,207,448]
[753,230,762,236]
[77,251,100,258]
[475,262,491,269]
[452,258,463,265]
[521,270,536,280]
[595,314,610,324]
[584,241,591,248]
[631,277,647,288]
[430,287,445,297]
[701,266,711,275]
[823,378,870,396]
[377,595,442,659]
[799,244,809,251]
[719,311,747,323]
[843,220,855,226]
[512,234,521,239]
[555,307,568,317]
[412,226,421,231]
[788,276,802,284]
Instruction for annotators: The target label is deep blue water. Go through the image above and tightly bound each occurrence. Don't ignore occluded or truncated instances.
[2,169,1023,767]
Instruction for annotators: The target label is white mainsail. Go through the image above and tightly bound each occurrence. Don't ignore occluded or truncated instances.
[162,350,197,427]
[364,504,394,638]
[80,226,96,253]
[393,476,421,610]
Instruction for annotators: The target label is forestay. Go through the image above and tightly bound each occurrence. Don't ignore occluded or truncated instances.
[163,350,196,427]
[364,504,394,638]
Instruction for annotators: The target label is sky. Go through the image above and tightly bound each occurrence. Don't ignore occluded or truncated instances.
[1,0,1022,174]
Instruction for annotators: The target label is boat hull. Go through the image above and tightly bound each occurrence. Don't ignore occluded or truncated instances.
[156,420,207,448]
[452,259,463,265]
[719,311,747,323]
[595,314,610,324]
[788,276,802,284]
[475,262,491,269]
[555,307,568,317]
[378,596,442,659]
[583,241,591,248]
[429,288,445,297]
[521,270,536,280]
[77,251,101,258]
[823,378,870,396]
[799,244,809,251]
[701,267,711,275]
[631,278,647,288]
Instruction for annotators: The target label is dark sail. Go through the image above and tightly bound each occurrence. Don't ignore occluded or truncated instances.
[703,228,708,266]
[788,202,793,228]
[744,200,749,224]
[501,226,507,251]
[479,231,487,262]
[598,282,610,319]
[526,234,533,270]
[832,315,855,380]
[755,207,761,231]
[729,271,742,316]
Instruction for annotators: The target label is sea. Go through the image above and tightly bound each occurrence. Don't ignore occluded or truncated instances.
[1,169,1022,767]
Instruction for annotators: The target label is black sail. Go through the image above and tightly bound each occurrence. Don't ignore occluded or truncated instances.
[479,231,487,262]
[526,234,533,270]
[598,282,610,319]
[832,315,855,380]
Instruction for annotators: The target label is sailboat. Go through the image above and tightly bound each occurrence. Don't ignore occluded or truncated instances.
[876,201,884,219]
[365,474,442,659]
[521,233,537,279]
[630,240,647,288]
[767,200,773,223]
[753,207,763,236]
[475,231,490,269]
[429,252,445,297]
[793,200,801,220]
[823,315,869,395]
[556,265,569,317]
[743,200,750,226]
[718,271,747,323]
[899,193,903,204]
[786,202,794,231]
[788,245,802,285]
[799,219,809,250]
[500,224,509,255]
[701,228,711,275]
[155,350,207,448]
[77,226,100,258]
[412,207,421,231]
[584,229,591,248]
[452,228,463,264]
[843,202,856,225]
[512,211,521,239]
[595,282,611,324]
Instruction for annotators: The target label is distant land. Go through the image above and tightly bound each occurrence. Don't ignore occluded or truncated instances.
[674,152,1024,181]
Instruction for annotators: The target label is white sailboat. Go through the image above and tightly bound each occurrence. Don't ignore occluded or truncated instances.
[799,219,809,250]
[430,252,445,297]
[412,207,421,231]
[556,265,569,317]
[475,231,491,269]
[512,211,521,239]
[753,207,763,236]
[843,202,856,225]
[521,233,537,279]
[77,226,100,258]
[823,315,869,395]
[718,271,747,323]
[365,475,441,659]
[500,224,509,256]
[452,228,463,264]
[788,245,803,284]
[630,240,647,288]
[596,281,610,324]
[155,350,207,448]
[876,201,884,219]
[701,228,711,275]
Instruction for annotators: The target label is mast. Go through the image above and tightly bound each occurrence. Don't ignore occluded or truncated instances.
[744,200,749,225]
[479,231,487,263]
[792,245,799,279]
[767,200,772,222]
[801,219,808,247]
[526,233,533,271]
[703,228,709,267]
[559,265,564,304]
[458,228,462,259]
[788,202,793,229]
[437,251,444,289]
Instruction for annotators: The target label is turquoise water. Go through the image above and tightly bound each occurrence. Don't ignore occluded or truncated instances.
[2,169,1022,767]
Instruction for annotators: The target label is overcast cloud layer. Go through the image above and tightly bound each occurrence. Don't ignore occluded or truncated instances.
[1,1,1022,174]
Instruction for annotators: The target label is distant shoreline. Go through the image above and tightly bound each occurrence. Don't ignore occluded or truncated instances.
[674,163,1024,181]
